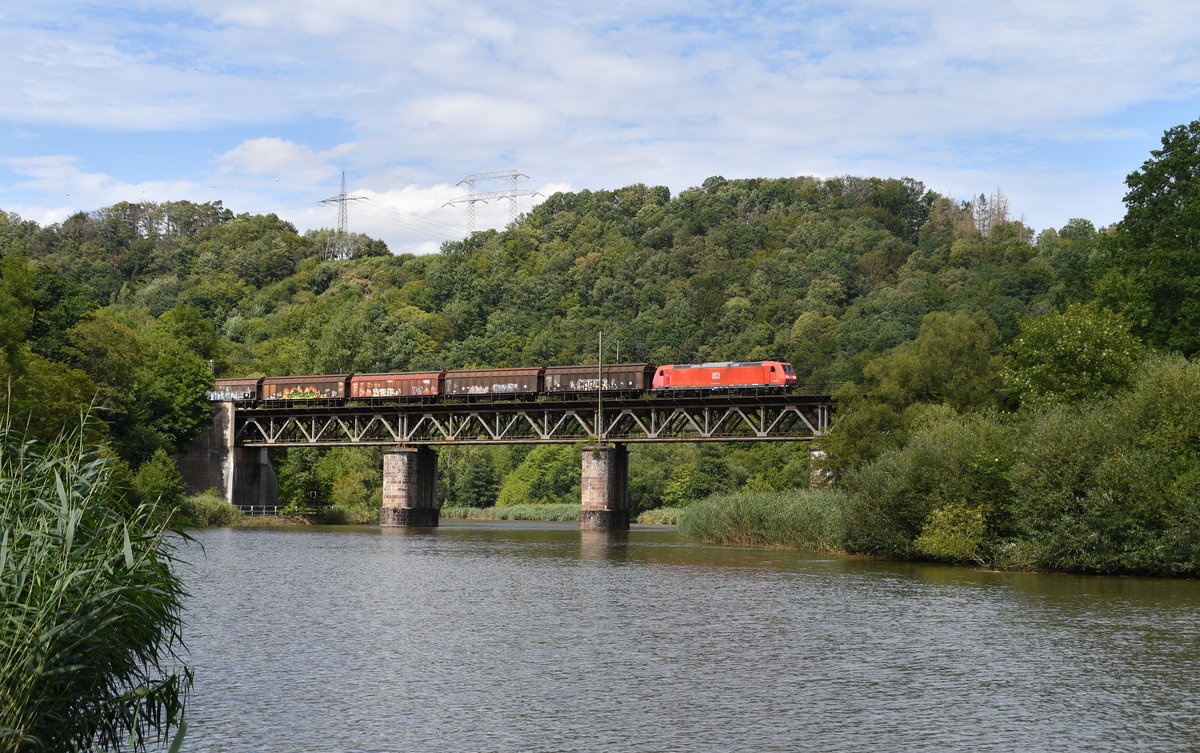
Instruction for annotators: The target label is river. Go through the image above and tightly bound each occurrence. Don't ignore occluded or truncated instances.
[178,521,1200,752]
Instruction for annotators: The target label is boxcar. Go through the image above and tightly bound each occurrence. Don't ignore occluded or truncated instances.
[208,377,262,403]
[652,361,796,392]
[349,371,444,401]
[261,374,350,402]
[443,367,544,398]
[544,363,655,396]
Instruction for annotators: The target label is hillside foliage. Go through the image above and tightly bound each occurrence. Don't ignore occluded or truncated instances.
[3,119,1200,574]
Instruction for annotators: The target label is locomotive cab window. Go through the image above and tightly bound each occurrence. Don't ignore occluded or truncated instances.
[770,366,776,372]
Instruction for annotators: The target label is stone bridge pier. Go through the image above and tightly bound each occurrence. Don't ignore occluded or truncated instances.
[378,442,631,531]
[580,444,630,531]
[380,446,440,527]
[177,402,279,509]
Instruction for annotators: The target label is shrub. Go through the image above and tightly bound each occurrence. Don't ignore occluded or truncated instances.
[1006,361,1200,576]
[133,448,185,509]
[177,489,243,527]
[841,411,1014,558]
[914,501,988,563]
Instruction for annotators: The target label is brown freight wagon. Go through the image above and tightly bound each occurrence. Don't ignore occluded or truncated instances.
[544,363,655,396]
[208,377,263,403]
[261,374,350,402]
[443,367,543,398]
[349,371,444,400]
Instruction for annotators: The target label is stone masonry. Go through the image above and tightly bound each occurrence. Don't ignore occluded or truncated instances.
[380,446,439,527]
[580,444,630,530]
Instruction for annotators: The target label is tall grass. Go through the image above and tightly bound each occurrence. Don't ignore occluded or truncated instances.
[636,507,683,525]
[0,421,190,751]
[677,490,850,552]
[441,503,580,522]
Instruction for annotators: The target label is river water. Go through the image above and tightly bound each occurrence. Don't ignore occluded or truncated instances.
[178,522,1200,752]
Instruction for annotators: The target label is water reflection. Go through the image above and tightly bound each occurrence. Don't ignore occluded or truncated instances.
[578,528,628,561]
[178,521,1200,753]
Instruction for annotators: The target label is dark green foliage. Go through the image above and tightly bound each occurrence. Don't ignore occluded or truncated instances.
[3,129,1200,573]
[0,421,190,751]
[660,443,737,508]
[439,445,501,508]
[1006,356,1200,575]
[133,448,185,509]
[841,410,1014,558]
[496,445,581,506]
[177,489,243,527]
[1100,120,1200,354]
[1003,302,1146,407]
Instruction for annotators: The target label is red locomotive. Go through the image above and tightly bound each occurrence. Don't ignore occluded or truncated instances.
[652,360,796,393]
[209,359,796,404]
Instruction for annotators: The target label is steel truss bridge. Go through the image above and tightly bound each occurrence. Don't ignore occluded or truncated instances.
[232,394,833,447]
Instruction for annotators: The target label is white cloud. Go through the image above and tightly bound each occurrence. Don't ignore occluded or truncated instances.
[2,0,1199,243]
[216,138,356,184]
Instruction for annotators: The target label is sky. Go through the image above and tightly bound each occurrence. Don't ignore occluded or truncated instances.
[1,1,1198,255]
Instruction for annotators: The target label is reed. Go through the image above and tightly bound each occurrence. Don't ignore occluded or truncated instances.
[676,490,850,552]
[635,507,683,525]
[441,503,581,522]
[0,421,189,752]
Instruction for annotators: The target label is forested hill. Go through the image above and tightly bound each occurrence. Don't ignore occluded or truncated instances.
[2,121,1199,562]
[1,176,1101,392]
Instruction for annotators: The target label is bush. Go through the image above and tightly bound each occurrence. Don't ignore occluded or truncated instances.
[914,501,988,563]
[0,422,189,751]
[495,445,580,506]
[177,489,244,527]
[133,448,185,509]
[1005,359,1200,575]
[841,412,1014,558]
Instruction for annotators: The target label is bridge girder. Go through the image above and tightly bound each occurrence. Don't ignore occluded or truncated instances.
[232,396,832,447]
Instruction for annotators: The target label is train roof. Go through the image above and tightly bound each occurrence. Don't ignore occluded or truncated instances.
[668,360,788,369]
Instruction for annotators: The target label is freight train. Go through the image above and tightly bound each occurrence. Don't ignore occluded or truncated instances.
[207,360,797,405]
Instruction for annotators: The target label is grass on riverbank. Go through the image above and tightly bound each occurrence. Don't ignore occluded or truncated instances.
[676,489,850,552]
[636,507,683,525]
[441,503,580,521]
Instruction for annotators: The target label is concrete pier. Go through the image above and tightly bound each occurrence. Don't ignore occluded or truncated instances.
[177,402,278,509]
[380,446,439,527]
[580,444,630,531]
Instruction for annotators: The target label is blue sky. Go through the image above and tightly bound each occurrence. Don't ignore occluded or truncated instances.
[2,0,1198,254]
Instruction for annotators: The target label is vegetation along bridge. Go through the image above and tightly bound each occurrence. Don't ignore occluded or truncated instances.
[180,393,833,531]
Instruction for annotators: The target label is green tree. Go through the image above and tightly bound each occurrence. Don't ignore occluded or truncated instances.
[133,448,185,509]
[864,310,1002,411]
[1003,303,1146,407]
[1103,120,1200,354]
[496,445,581,506]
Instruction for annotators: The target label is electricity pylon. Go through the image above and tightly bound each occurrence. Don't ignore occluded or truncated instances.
[444,170,541,234]
[321,172,366,260]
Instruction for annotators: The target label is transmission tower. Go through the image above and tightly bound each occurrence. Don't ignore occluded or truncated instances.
[444,170,542,234]
[320,171,366,260]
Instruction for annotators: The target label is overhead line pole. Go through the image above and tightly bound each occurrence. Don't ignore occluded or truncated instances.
[320,171,367,260]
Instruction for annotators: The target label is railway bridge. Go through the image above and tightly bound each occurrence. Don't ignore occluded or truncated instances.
[179,393,833,530]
